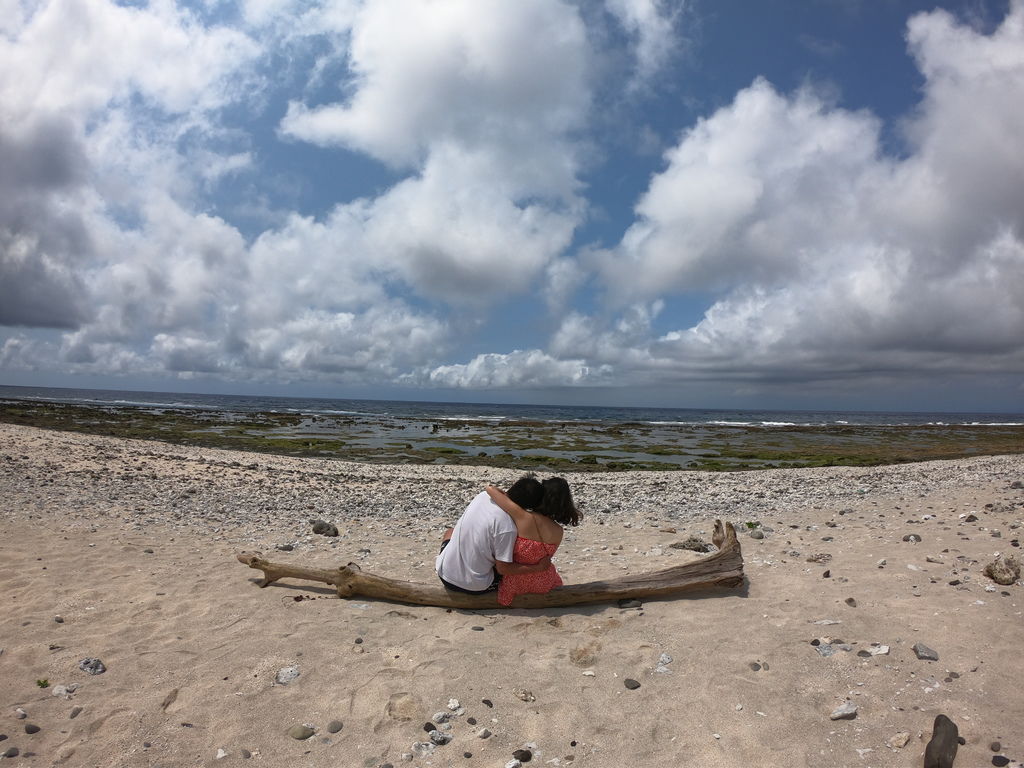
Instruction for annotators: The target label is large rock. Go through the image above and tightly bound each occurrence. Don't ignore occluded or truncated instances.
[984,555,1020,586]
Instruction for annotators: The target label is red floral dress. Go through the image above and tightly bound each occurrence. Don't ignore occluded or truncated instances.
[498,537,562,606]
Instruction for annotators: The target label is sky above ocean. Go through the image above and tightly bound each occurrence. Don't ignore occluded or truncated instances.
[1,0,1022,411]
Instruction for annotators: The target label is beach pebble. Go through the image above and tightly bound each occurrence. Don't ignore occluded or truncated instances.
[888,732,911,749]
[24,724,40,734]
[275,543,294,551]
[287,724,315,740]
[914,642,940,661]
[54,615,64,623]
[14,709,26,719]
[749,529,765,539]
[477,729,492,739]
[327,720,343,734]
[78,658,106,675]
[505,760,522,768]
[240,749,252,759]
[275,666,300,684]
[2,747,19,758]
[829,700,858,720]
[624,679,641,690]
[412,741,436,758]
[513,688,535,702]
[618,599,642,608]
[69,707,83,719]
[216,748,228,759]
[902,534,922,542]
[991,741,1002,752]
[992,756,1010,767]
[311,519,338,537]
[512,748,532,762]
[429,730,452,745]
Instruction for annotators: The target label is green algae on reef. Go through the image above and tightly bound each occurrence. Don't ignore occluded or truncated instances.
[1,399,1022,472]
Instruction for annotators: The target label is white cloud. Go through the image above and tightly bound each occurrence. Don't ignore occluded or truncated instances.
[604,0,682,87]
[587,3,1024,386]
[419,349,600,389]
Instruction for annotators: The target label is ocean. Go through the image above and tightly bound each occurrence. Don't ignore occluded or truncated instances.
[0,384,1020,427]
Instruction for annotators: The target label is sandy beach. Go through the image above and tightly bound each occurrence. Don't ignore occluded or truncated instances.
[1,422,1022,767]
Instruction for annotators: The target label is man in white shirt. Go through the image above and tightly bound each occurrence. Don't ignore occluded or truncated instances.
[436,476,551,594]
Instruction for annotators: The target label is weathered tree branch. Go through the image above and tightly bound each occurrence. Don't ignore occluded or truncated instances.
[237,519,744,609]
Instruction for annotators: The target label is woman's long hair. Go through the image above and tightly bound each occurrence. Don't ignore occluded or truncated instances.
[537,477,581,526]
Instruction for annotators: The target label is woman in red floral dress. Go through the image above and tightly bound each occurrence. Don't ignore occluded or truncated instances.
[486,478,581,606]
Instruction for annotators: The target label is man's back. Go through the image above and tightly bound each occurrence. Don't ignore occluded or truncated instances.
[436,491,517,591]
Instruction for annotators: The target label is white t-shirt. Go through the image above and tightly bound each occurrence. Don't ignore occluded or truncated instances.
[436,491,517,591]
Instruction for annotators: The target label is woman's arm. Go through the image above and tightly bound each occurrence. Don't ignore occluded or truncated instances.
[485,485,533,527]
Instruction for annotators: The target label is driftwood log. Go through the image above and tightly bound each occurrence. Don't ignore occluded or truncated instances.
[237,519,744,609]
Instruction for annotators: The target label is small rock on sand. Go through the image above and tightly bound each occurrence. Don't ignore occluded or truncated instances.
[914,643,940,661]
[829,700,858,720]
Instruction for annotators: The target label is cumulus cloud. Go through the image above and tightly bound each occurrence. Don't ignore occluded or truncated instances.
[589,3,1024,386]
[419,349,601,389]
[278,0,590,304]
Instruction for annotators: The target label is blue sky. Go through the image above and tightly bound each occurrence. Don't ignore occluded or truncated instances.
[1,0,1022,411]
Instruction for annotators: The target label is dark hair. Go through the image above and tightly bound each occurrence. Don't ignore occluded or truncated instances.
[507,476,544,510]
[536,477,580,526]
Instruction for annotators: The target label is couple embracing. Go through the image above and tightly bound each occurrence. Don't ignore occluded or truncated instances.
[435,476,580,606]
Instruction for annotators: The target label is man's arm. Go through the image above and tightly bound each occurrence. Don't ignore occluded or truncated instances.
[494,556,552,576]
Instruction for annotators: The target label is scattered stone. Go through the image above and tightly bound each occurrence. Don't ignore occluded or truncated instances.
[887,732,910,749]
[327,721,343,734]
[216,748,228,759]
[749,662,761,671]
[1011,481,1024,489]
[990,741,1002,752]
[287,724,315,740]
[429,730,451,746]
[845,597,857,607]
[749,529,765,540]
[481,699,493,708]
[992,756,1010,767]
[623,679,641,690]
[54,615,64,624]
[669,536,710,552]
[505,760,523,768]
[275,666,300,685]
[923,714,959,768]
[24,724,40,735]
[447,698,461,711]
[78,658,106,675]
[14,709,26,719]
[513,749,533,762]
[477,728,492,739]
[312,520,339,537]
[984,555,1021,586]
[807,553,832,563]
[822,570,831,578]
[964,514,979,523]
[617,599,642,609]
[513,688,535,702]
[69,706,83,719]
[471,626,484,632]
[275,543,294,551]
[877,558,887,568]
[412,742,436,758]
[240,749,252,759]
[914,643,940,661]
[903,534,922,543]
[829,700,858,720]
[3,747,19,758]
